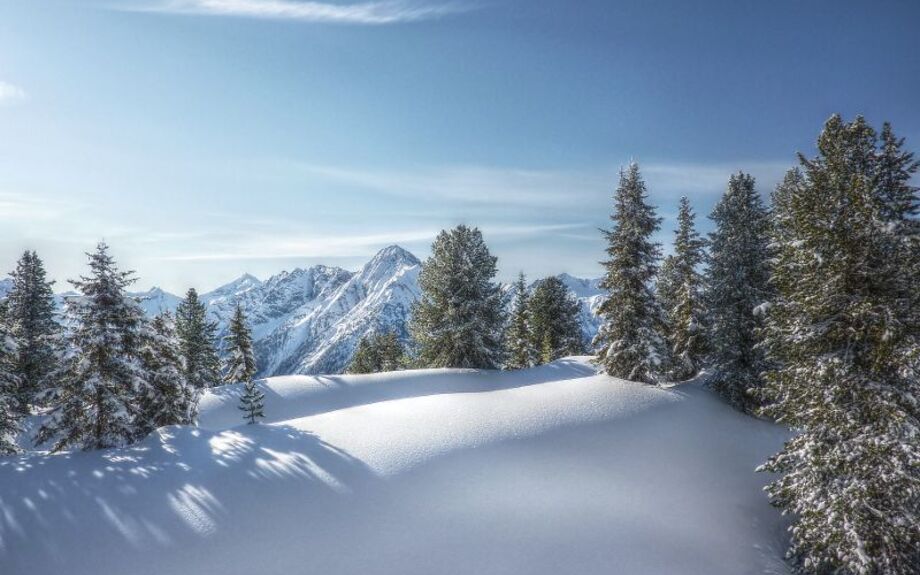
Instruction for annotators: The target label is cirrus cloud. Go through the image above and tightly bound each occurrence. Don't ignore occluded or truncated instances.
[125,0,471,24]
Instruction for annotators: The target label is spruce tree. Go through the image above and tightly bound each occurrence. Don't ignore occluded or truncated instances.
[594,163,668,383]
[529,275,584,364]
[705,172,771,412]
[505,272,536,370]
[655,255,680,330]
[223,304,257,385]
[36,243,148,451]
[666,196,707,380]
[175,288,221,389]
[139,311,198,432]
[410,225,505,369]
[347,332,406,374]
[0,301,22,454]
[239,378,265,425]
[759,116,920,574]
[6,250,61,412]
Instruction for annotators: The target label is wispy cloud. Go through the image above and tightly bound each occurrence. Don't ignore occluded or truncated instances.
[0,82,26,105]
[155,222,588,262]
[0,192,78,222]
[286,160,792,208]
[126,0,470,24]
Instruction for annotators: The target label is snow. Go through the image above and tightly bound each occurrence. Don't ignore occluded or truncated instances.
[0,357,791,575]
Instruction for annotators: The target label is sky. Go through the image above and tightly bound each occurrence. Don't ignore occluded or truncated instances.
[1,0,918,294]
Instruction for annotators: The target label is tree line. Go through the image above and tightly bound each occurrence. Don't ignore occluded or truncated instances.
[0,245,264,454]
[351,115,920,574]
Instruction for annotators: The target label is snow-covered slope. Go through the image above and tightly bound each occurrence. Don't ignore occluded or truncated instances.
[0,358,791,575]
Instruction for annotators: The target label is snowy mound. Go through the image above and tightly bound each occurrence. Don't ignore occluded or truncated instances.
[0,358,790,575]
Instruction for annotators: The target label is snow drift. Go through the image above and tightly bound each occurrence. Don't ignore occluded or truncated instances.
[0,357,790,575]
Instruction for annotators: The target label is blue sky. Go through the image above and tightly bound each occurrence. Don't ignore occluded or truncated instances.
[1,0,918,293]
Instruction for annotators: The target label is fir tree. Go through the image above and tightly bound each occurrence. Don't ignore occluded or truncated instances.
[347,331,406,374]
[655,255,680,330]
[665,197,708,380]
[529,275,584,364]
[0,301,22,454]
[6,250,61,412]
[36,243,149,451]
[705,172,771,412]
[409,225,505,369]
[239,379,264,425]
[759,116,920,574]
[505,272,536,370]
[594,163,668,383]
[139,311,198,433]
[223,304,257,385]
[175,288,221,389]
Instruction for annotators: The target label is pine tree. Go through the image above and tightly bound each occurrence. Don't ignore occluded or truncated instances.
[175,288,221,389]
[6,250,61,412]
[223,304,257,385]
[529,275,584,364]
[347,331,406,374]
[36,243,149,451]
[759,116,920,574]
[505,272,536,369]
[410,225,505,369]
[0,301,22,454]
[594,163,668,383]
[705,172,771,412]
[655,255,680,330]
[239,379,264,425]
[139,312,198,433]
[666,197,708,380]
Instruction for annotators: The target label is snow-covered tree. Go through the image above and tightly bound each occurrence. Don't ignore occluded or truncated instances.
[222,304,257,385]
[705,172,771,412]
[0,302,22,454]
[347,331,406,374]
[505,272,536,370]
[175,288,221,389]
[759,116,920,575]
[36,243,149,451]
[665,197,708,380]
[6,250,61,412]
[410,225,505,369]
[139,311,198,432]
[529,275,584,364]
[238,380,264,425]
[594,163,668,383]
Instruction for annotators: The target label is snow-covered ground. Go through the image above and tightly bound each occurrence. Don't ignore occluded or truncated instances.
[0,358,791,575]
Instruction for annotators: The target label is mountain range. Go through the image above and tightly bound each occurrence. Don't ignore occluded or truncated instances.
[1,246,606,376]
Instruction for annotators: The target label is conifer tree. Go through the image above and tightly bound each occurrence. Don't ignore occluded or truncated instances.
[6,250,61,412]
[0,302,22,454]
[175,288,221,389]
[410,225,505,369]
[505,272,536,369]
[594,163,668,382]
[36,243,148,451]
[759,116,920,574]
[139,311,198,432]
[706,172,771,411]
[239,378,264,425]
[666,197,707,380]
[223,304,257,385]
[347,331,406,374]
[655,255,679,329]
[529,275,584,364]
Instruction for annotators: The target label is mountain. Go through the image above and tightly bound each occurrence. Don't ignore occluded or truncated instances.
[0,278,11,299]
[557,273,605,344]
[202,245,421,376]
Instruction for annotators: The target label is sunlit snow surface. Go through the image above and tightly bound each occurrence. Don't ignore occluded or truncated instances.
[0,357,791,575]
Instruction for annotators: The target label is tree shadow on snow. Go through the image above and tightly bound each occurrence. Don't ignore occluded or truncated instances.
[0,423,378,571]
